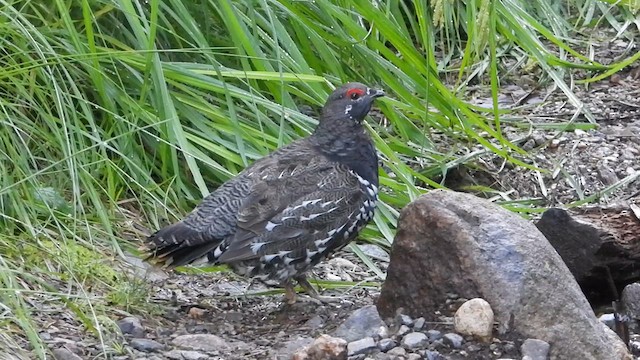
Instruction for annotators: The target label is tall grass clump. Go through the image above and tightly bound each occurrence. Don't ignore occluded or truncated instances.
[0,0,637,357]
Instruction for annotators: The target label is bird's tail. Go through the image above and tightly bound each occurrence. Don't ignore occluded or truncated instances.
[142,222,222,267]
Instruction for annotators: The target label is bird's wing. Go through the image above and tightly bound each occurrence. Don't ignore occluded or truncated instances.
[216,162,366,263]
[143,141,358,266]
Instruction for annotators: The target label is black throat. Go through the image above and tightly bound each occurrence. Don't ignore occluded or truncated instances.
[310,118,379,186]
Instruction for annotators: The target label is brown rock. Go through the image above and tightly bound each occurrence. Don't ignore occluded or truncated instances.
[535,206,640,306]
[293,334,347,360]
[376,190,630,360]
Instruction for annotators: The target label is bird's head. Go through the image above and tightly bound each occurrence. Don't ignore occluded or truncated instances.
[321,82,385,123]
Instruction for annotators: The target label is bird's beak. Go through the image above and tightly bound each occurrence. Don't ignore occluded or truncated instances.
[368,88,385,99]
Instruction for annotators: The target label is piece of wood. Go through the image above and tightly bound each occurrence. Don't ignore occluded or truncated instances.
[535,206,640,306]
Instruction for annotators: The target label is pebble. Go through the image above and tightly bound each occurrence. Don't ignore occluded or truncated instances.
[171,334,230,351]
[386,346,406,356]
[598,313,615,330]
[406,354,422,360]
[348,355,366,360]
[453,298,494,339]
[467,344,481,352]
[280,336,314,359]
[369,353,391,360]
[425,350,446,360]
[305,315,325,330]
[426,329,442,341]
[397,313,413,326]
[347,337,377,356]
[443,333,464,349]
[357,244,390,261]
[377,338,396,352]
[117,316,145,338]
[164,350,209,360]
[303,334,347,360]
[504,341,516,353]
[401,332,429,349]
[52,348,82,360]
[396,324,411,337]
[412,317,426,330]
[130,338,164,352]
[521,338,550,360]
[334,305,389,342]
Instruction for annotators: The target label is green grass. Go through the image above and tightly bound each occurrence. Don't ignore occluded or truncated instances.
[0,0,637,358]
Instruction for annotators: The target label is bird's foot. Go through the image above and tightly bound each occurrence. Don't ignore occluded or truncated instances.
[282,274,349,305]
[283,292,343,306]
[301,292,343,304]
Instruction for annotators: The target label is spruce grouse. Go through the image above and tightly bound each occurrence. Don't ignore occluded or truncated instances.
[144,82,384,303]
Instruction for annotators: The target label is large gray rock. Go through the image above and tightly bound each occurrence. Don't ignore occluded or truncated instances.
[376,190,630,360]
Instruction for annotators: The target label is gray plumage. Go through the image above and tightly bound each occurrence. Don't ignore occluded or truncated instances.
[145,82,384,303]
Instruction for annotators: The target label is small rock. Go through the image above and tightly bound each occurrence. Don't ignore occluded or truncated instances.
[401,332,428,349]
[522,138,535,151]
[425,350,446,360]
[296,334,347,360]
[358,244,390,262]
[370,353,391,360]
[598,313,615,330]
[130,338,164,352]
[377,338,396,352]
[172,334,230,352]
[305,315,325,330]
[347,337,377,356]
[348,355,366,360]
[412,317,426,330]
[521,338,550,360]
[386,347,406,356]
[426,329,442,341]
[52,348,82,360]
[397,314,413,326]
[443,333,464,349]
[164,350,209,360]
[453,298,494,340]
[598,163,619,185]
[124,253,170,282]
[334,305,388,342]
[279,336,314,359]
[396,325,411,337]
[467,344,481,352]
[187,307,207,319]
[117,316,145,338]
[406,354,422,360]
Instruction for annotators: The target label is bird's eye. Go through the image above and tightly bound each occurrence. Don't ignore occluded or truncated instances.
[346,88,365,100]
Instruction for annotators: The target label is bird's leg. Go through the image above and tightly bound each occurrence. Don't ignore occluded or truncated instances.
[283,279,298,305]
[294,274,341,304]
